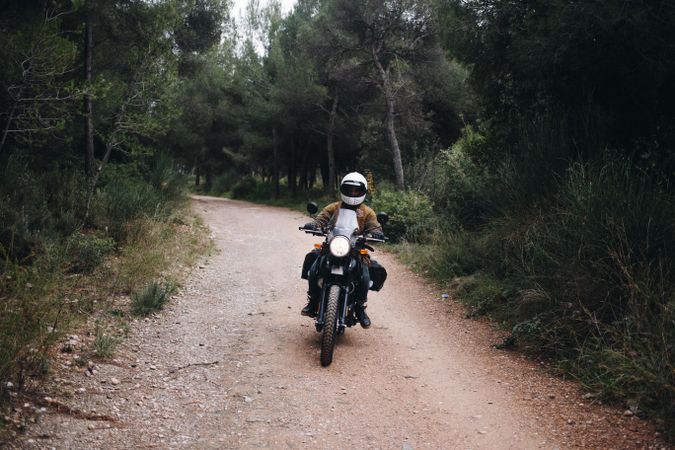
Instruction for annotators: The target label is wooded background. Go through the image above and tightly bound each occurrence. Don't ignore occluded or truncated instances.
[1,0,673,437]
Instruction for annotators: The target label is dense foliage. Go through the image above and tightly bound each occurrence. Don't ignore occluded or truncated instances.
[425,0,675,435]
[0,0,217,405]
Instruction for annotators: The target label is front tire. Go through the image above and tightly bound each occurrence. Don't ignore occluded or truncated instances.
[320,284,340,367]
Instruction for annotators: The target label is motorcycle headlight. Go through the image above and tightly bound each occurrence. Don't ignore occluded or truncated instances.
[329,236,350,258]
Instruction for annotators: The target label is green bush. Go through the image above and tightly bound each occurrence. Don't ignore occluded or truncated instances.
[427,121,571,231]
[65,232,115,273]
[230,175,274,200]
[424,126,494,229]
[427,230,485,278]
[210,173,235,195]
[455,273,511,318]
[148,153,188,203]
[0,156,86,262]
[0,261,65,391]
[207,170,241,195]
[230,176,257,198]
[0,138,191,414]
[91,179,163,242]
[132,280,176,316]
[90,157,187,243]
[407,154,675,432]
[91,321,117,358]
[466,160,674,428]
[370,189,436,243]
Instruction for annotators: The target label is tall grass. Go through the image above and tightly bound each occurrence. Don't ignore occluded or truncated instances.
[132,281,176,316]
[408,157,675,435]
[0,259,67,392]
[92,320,117,358]
[91,155,188,243]
[500,161,675,429]
[0,154,208,415]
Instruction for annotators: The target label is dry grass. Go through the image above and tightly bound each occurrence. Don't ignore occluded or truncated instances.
[0,205,212,417]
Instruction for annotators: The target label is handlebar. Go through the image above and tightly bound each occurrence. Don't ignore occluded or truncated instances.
[363,235,388,243]
[299,226,388,242]
[299,226,326,236]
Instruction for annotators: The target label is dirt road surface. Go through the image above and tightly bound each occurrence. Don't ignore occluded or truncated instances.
[21,196,665,449]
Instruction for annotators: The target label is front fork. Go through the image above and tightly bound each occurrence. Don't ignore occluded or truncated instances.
[315,279,350,334]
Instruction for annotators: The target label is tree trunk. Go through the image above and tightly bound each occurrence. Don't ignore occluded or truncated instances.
[309,168,316,189]
[372,47,405,191]
[325,89,339,194]
[83,138,116,224]
[289,137,297,197]
[319,158,329,190]
[0,91,19,156]
[83,0,95,179]
[299,141,309,192]
[195,166,200,187]
[82,98,127,223]
[272,127,280,197]
[204,165,212,192]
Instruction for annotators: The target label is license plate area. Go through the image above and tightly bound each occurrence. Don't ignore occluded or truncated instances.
[330,266,344,275]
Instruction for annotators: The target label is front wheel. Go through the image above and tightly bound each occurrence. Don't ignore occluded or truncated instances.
[320,284,340,367]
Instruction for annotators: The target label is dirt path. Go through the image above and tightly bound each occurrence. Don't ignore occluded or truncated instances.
[21,196,665,449]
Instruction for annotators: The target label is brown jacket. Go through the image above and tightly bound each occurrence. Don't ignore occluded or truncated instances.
[314,201,381,234]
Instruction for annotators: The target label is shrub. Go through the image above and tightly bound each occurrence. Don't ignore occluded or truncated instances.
[210,173,234,195]
[0,156,86,262]
[208,170,240,195]
[91,179,164,242]
[230,175,274,200]
[91,321,117,358]
[65,232,115,273]
[369,189,435,243]
[407,154,675,432]
[0,261,66,391]
[455,273,510,318]
[148,153,188,204]
[473,160,674,428]
[132,280,176,316]
[424,126,495,229]
[230,176,257,198]
[0,154,197,417]
[426,230,485,278]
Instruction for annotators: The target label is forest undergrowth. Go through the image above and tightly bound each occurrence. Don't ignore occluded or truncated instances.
[393,133,675,440]
[0,156,211,432]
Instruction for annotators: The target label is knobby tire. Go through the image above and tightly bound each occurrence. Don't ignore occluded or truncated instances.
[320,284,340,367]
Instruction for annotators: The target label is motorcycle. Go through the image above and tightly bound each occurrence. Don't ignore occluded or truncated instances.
[299,202,388,366]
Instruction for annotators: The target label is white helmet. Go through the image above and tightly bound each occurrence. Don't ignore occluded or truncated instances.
[340,172,368,206]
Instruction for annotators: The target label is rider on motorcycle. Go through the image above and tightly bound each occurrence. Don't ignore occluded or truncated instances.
[301,172,384,328]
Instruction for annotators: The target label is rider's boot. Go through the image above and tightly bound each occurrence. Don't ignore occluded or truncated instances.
[301,292,319,317]
[355,303,371,328]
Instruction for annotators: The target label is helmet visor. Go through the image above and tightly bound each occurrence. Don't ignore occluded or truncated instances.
[340,182,366,198]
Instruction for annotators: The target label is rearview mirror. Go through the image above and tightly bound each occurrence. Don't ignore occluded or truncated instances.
[307,202,318,215]
[376,212,389,225]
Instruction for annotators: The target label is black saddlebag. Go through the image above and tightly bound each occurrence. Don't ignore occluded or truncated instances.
[301,249,320,279]
[369,260,387,291]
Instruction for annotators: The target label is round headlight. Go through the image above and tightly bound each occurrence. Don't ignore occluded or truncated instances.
[329,236,350,258]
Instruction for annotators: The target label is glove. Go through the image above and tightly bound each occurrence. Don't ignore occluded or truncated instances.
[370,231,385,240]
[304,222,317,231]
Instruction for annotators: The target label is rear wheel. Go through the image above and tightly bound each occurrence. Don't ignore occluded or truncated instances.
[320,284,340,367]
